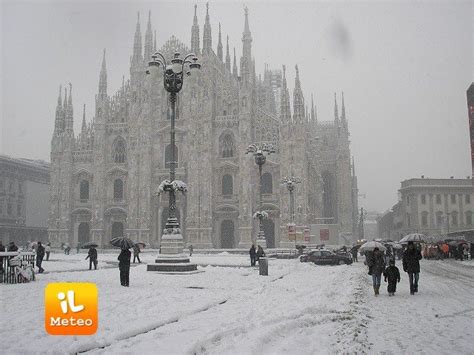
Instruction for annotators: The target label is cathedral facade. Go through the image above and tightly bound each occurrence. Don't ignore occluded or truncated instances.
[48,5,358,249]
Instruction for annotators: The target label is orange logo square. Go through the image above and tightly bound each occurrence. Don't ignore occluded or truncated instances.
[45,282,98,335]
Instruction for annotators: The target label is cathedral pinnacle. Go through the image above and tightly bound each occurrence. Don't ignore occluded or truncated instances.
[334,92,340,125]
[98,49,107,98]
[144,10,153,62]
[81,104,87,133]
[54,84,64,133]
[293,65,305,123]
[191,4,200,54]
[225,35,231,71]
[280,65,291,123]
[232,47,238,78]
[217,23,223,61]
[203,2,212,52]
[133,12,142,61]
[341,91,347,127]
[65,83,74,135]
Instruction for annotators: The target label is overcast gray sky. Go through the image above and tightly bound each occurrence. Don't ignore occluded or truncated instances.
[1,0,473,212]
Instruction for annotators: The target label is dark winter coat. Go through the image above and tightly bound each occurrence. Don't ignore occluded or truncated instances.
[256,246,265,260]
[249,246,256,257]
[86,247,98,261]
[367,252,385,275]
[118,249,131,268]
[383,265,400,283]
[402,247,422,273]
[36,245,45,259]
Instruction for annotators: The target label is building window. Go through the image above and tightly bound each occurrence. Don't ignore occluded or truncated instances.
[222,174,233,196]
[421,212,428,227]
[466,211,472,225]
[436,194,441,204]
[0,179,4,191]
[451,212,458,226]
[114,179,124,200]
[165,144,178,168]
[406,195,410,206]
[9,181,14,193]
[466,194,471,204]
[436,212,443,227]
[261,172,273,194]
[421,194,426,205]
[17,204,21,217]
[221,134,234,158]
[80,180,90,201]
[18,181,23,194]
[113,137,127,163]
[7,203,12,215]
[450,194,456,204]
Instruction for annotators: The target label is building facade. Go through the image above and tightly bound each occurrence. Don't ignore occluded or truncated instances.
[48,6,358,248]
[378,177,474,240]
[0,155,50,245]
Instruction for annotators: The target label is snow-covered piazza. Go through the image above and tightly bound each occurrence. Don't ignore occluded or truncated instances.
[1,251,473,354]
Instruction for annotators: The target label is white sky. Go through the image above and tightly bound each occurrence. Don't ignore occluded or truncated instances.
[1,0,473,212]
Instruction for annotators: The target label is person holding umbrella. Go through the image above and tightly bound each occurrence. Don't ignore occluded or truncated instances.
[118,248,131,286]
[367,247,385,296]
[402,241,423,295]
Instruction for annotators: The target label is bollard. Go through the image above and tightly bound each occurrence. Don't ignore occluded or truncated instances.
[259,257,268,276]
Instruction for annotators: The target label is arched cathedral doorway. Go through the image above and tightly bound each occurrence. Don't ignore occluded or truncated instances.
[78,222,90,245]
[263,219,275,248]
[220,220,235,248]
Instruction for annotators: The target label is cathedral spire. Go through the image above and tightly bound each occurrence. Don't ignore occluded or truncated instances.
[191,4,200,55]
[203,2,212,52]
[334,92,340,126]
[232,47,238,78]
[293,64,305,123]
[54,84,63,133]
[240,6,252,86]
[217,23,223,61]
[280,65,291,123]
[132,12,142,61]
[65,83,74,135]
[225,35,231,71]
[98,49,107,99]
[81,104,87,134]
[341,91,347,128]
[144,10,153,62]
[311,94,315,122]
[153,30,157,52]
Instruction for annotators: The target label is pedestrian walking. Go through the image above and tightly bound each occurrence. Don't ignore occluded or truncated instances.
[367,247,385,296]
[249,245,256,266]
[133,246,141,263]
[118,248,131,287]
[350,246,358,262]
[45,243,51,261]
[76,243,81,254]
[402,241,423,295]
[36,242,45,273]
[383,259,401,296]
[189,244,194,257]
[85,246,98,270]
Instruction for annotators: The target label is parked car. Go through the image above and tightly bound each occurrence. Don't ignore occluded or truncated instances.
[300,250,353,265]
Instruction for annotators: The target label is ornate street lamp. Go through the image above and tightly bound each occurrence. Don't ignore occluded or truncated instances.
[146,51,201,272]
[281,176,301,223]
[246,143,275,248]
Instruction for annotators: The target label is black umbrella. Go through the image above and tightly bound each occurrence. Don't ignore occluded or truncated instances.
[110,237,135,250]
[81,242,99,249]
[134,242,146,248]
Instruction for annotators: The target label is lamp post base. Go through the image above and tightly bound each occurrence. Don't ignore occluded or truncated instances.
[256,230,267,249]
[147,232,197,272]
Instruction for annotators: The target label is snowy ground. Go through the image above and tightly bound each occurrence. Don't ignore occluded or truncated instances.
[1,251,473,354]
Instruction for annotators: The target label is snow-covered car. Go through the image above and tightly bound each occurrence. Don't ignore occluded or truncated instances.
[300,250,353,265]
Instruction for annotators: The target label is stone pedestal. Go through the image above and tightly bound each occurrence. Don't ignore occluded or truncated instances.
[147,232,197,272]
[256,230,267,249]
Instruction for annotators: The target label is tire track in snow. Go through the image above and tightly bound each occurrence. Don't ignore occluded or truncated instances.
[77,299,229,354]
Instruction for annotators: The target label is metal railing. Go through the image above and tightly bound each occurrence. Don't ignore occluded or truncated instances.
[0,252,35,284]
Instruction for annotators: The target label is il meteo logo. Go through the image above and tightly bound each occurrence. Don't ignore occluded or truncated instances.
[45,283,98,335]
